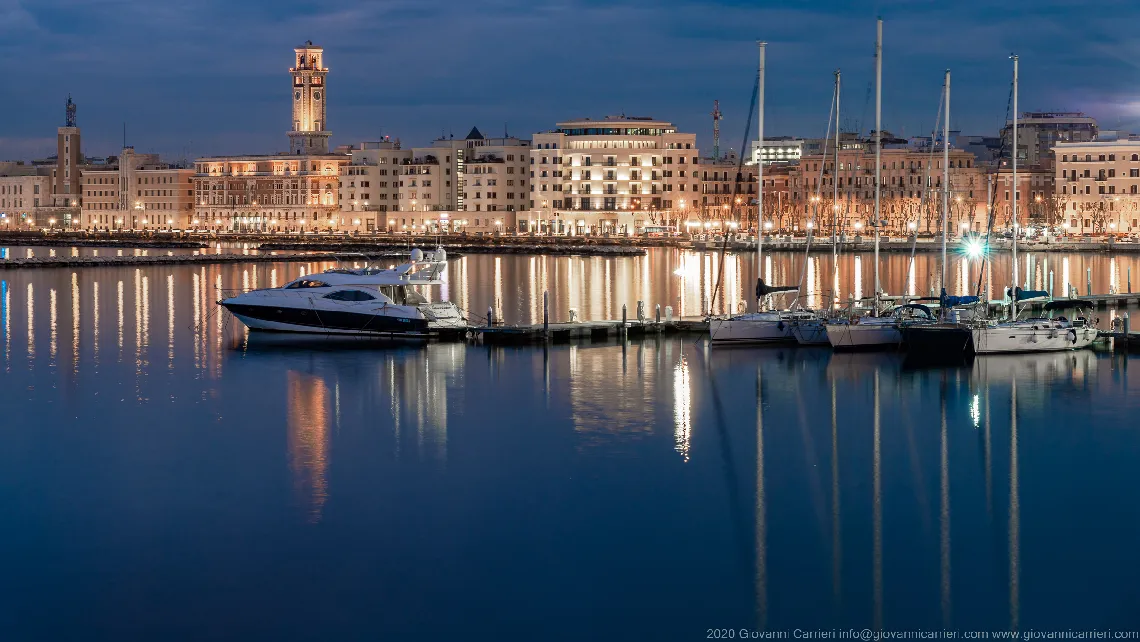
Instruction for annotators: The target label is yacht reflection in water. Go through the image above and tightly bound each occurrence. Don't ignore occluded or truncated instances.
[286,371,330,524]
[273,343,464,521]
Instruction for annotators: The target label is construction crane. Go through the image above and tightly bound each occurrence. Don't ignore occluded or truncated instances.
[711,99,722,160]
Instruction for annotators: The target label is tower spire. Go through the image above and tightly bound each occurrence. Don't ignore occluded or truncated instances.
[65,94,76,128]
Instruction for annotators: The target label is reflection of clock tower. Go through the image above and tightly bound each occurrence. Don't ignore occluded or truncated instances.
[288,41,330,154]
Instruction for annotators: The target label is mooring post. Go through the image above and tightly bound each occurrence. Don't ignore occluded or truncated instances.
[1124,312,1131,338]
[655,304,661,324]
[543,290,549,337]
[1087,268,1093,296]
[1049,270,1054,298]
[621,303,627,337]
[487,306,493,327]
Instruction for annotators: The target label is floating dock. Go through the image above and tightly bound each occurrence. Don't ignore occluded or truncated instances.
[473,318,708,344]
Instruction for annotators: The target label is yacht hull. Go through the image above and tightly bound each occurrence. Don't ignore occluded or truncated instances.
[970,324,1097,354]
[709,315,796,344]
[826,322,902,351]
[222,302,429,337]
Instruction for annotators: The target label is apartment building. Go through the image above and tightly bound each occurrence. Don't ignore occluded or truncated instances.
[81,147,194,229]
[1054,141,1140,233]
[524,116,699,235]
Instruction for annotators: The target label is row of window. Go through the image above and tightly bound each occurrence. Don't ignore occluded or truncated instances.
[1062,184,1140,196]
[0,184,39,195]
[1061,153,1140,162]
[1063,168,1140,179]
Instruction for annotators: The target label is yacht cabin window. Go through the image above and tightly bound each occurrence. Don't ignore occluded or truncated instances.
[323,290,377,302]
[284,279,330,289]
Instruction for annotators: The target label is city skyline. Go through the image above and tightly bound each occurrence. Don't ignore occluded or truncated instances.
[3,0,1140,162]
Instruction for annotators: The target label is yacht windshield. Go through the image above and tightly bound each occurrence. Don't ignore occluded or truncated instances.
[284,279,329,289]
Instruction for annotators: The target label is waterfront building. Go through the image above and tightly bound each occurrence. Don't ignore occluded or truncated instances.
[80,147,194,230]
[1002,112,1098,166]
[338,129,531,234]
[1054,141,1140,234]
[787,145,985,234]
[338,139,406,232]
[990,164,1056,232]
[0,167,52,229]
[524,116,699,235]
[192,42,349,232]
[698,150,756,231]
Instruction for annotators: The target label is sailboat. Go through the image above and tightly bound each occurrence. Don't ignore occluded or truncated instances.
[710,42,811,344]
[824,19,937,350]
[906,56,1097,356]
[791,69,844,346]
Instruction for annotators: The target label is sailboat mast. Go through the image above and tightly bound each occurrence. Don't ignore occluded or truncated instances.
[756,41,766,312]
[1011,55,1019,318]
[941,69,950,304]
[833,70,841,237]
[873,19,882,312]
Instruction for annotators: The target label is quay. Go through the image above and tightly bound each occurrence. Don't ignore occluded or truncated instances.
[0,252,408,270]
[473,318,708,344]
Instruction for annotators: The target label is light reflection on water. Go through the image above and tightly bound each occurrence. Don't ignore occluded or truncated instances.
[0,257,1138,637]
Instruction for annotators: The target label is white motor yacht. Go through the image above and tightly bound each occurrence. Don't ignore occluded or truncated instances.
[219,247,465,339]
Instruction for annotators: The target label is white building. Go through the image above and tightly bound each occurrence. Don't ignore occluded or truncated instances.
[339,128,531,233]
[0,168,52,228]
[339,139,406,232]
[524,116,699,235]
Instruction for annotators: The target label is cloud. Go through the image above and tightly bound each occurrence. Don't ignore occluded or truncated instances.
[2,0,1140,160]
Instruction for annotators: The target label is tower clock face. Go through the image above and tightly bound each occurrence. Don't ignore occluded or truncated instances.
[294,91,301,100]
[314,91,322,100]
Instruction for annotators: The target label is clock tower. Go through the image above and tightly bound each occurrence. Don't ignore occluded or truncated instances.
[288,41,330,154]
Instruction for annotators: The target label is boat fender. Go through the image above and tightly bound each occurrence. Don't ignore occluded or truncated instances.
[776,321,785,331]
[1068,328,1077,344]
[1050,328,1058,339]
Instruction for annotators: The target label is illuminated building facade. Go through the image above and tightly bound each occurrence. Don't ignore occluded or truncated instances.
[524,116,700,235]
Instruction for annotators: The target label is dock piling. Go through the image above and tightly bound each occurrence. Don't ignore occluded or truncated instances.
[487,306,494,327]
[1049,270,1054,298]
[636,300,645,323]
[1125,313,1131,338]
[655,304,661,324]
[621,304,627,337]
[1087,268,1093,296]
[665,306,674,323]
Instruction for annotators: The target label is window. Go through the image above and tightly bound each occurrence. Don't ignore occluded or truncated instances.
[284,279,329,289]
[324,290,376,301]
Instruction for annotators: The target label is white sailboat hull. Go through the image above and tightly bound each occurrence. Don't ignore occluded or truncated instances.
[826,322,902,350]
[791,320,830,345]
[709,314,796,344]
[970,323,1096,354]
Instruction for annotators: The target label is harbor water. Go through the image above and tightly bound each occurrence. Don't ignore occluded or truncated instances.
[1,250,1139,639]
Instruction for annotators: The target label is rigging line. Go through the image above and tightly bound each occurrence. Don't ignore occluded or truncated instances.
[793,74,838,309]
[709,69,759,315]
[974,79,1015,300]
[920,84,947,286]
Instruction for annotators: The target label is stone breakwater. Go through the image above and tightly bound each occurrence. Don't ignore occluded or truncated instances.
[257,241,646,257]
[0,252,424,270]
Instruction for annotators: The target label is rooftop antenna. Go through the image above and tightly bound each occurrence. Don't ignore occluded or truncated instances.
[711,99,722,160]
[65,94,76,128]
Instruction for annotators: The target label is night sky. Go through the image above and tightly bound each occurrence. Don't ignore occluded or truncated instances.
[2,0,1138,162]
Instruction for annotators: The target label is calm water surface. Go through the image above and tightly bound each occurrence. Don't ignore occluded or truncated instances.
[1,257,1139,640]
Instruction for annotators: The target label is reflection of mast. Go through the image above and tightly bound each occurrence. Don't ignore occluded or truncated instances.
[830,377,842,606]
[872,369,883,629]
[940,379,952,627]
[673,357,692,462]
[755,367,768,631]
[286,371,330,523]
[1009,378,1020,631]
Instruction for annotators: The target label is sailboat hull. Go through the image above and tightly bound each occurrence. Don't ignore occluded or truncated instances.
[826,322,902,351]
[901,324,974,360]
[709,314,796,344]
[970,324,1096,354]
[791,320,830,345]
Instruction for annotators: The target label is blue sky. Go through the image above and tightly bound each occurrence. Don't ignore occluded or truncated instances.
[2,0,1139,162]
